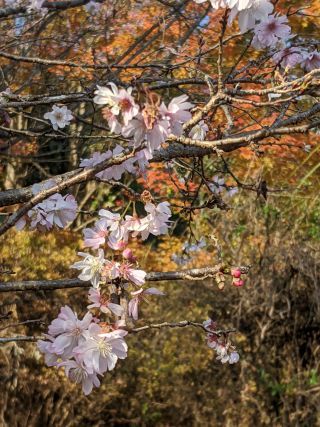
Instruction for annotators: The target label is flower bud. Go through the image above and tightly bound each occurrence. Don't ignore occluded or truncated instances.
[232,268,241,279]
[232,279,244,287]
[122,248,137,263]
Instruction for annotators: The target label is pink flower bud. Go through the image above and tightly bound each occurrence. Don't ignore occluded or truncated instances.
[122,248,137,263]
[232,279,244,287]
[232,268,241,279]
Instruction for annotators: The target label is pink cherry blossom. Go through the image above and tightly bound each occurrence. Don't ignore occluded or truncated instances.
[128,287,165,320]
[44,105,73,130]
[80,146,135,182]
[79,151,111,169]
[228,0,273,33]
[119,263,146,286]
[102,107,122,134]
[59,359,101,395]
[70,249,105,288]
[122,248,137,263]
[48,306,93,358]
[94,83,139,125]
[99,208,126,242]
[189,120,209,140]
[103,259,121,280]
[160,95,193,136]
[37,334,59,367]
[87,287,123,316]
[136,202,172,240]
[74,323,128,374]
[16,193,78,232]
[272,47,306,69]
[300,50,320,72]
[252,15,292,49]
[83,219,109,249]
[122,112,170,154]
[107,235,128,251]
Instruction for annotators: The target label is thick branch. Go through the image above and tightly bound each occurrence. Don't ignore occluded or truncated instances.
[0,265,241,293]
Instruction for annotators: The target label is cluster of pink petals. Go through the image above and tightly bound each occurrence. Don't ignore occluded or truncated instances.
[300,50,320,72]
[38,305,128,395]
[70,249,105,288]
[194,0,274,33]
[228,0,273,33]
[273,48,320,71]
[122,95,193,154]
[252,14,292,49]
[83,202,172,250]
[94,83,139,126]
[87,287,123,316]
[272,47,306,69]
[203,319,240,364]
[128,287,165,320]
[16,193,77,232]
[93,82,193,157]
[70,249,147,287]
[79,144,136,182]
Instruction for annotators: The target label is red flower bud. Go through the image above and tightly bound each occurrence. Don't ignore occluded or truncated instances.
[232,268,241,279]
[232,279,244,287]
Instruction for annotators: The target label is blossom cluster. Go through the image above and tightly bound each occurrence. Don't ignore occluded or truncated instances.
[82,201,172,252]
[70,249,147,288]
[94,84,193,155]
[16,193,77,232]
[38,305,128,395]
[203,319,240,364]
[194,0,320,71]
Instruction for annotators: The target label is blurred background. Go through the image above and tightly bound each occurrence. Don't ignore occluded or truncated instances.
[0,0,319,425]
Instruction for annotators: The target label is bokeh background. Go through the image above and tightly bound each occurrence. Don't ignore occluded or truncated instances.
[0,0,319,425]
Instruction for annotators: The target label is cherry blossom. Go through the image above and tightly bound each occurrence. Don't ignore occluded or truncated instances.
[107,236,128,251]
[128,287,165,320]
[98,209,125,241]
[228,0,273,33]
[16,193,77,232]
[48,306,93,358]
[102,107,122,134]
[83,219,109,249]
[300,50,320,72]
[59,359,101,395]
[44,105,73,130]
[137,201,172,240]
[160,95,193,136]
[272,47,306,69]
[203,319,240,364]
[119,263,147,286]
[74,323,128,374]
[122,248,137,263]
[80,145,136,182]
[103,259,121,280]
[79,151,111,169]
[85,0,102,14]
[87,287,124,316]
[122,112,170,153]
[252,15,292,49]
[70,249,105,288]
[94,83,139,125]
[209,176,225,194]
[37,335,59,367]
[189,121,209,140]
[194,0,227,9]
